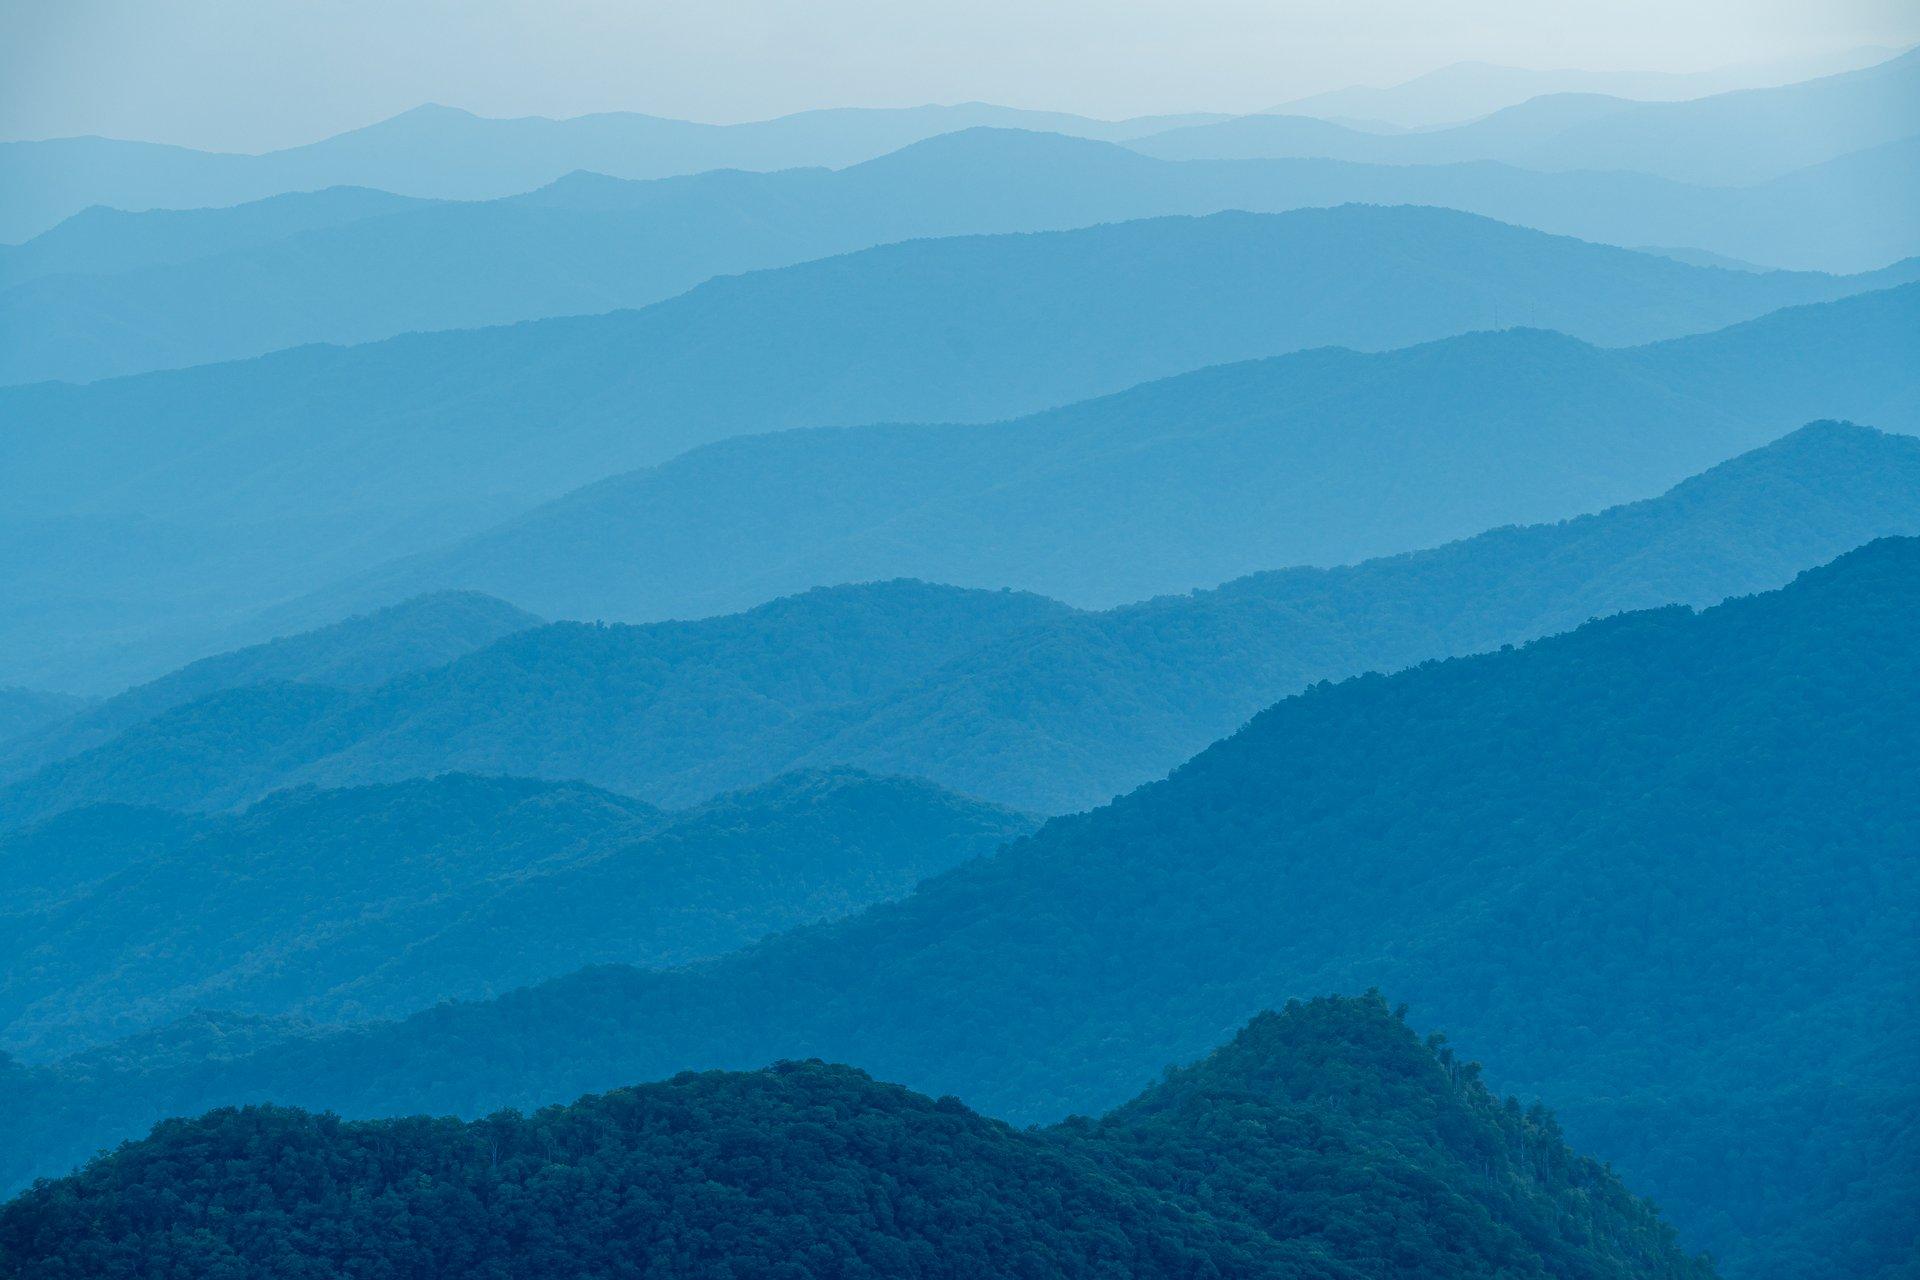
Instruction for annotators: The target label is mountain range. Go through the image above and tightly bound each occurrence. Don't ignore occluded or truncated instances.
[7,45,1910,249]
[0,996,1712,1280]
[1,421,1914,821]
[12,205,1901,691]
[1136,46,1920,184]
[4,40,1916,1280]
[5,537,1911,1277]
[5,125,1917,387]
[1269,46,1905,127]
[0,100,1240,243]
[311,286,1920,635]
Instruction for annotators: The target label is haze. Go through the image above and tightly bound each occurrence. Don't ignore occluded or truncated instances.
[3,0,1916,150]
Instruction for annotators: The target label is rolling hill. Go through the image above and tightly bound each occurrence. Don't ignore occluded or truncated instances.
[0,769,1033,1057]
[8,205,1888,690]
[5,125,1916,385]
[8,538,1908,1277]
[0,997,1711,1280]
[4,421,1916,821]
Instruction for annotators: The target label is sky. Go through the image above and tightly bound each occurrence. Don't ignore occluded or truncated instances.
[4,0,1918,152]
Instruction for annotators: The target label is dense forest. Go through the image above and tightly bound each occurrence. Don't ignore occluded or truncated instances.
[0,996,1713,1279]
[4,422,1918,817]
[7,539,1908,1277]
[0,769,1032,1056]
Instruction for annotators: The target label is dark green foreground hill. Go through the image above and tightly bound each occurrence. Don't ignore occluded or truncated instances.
[0,996,1711,1280]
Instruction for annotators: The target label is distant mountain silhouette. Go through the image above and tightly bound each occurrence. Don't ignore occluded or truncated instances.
[0,101,1230,242]
[1270,46,1905,127]
[5,127,1916,386]
[7,47,1905,244]
[1133,46,1920,184]
[320,286,1920,636]
[5,207,1907,690]
[0,185,424,288]
[8,421,1916,821]
[1136,92,1640,165]
[0,997,1712,1280]
[6,538,1912,1277]
[0,769,1032,1057]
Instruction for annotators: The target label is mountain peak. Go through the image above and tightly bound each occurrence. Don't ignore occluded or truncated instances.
[1108,993,1438,1124]
[1784,533,1920,593]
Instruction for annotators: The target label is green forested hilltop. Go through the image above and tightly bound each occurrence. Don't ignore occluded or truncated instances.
[8,538,1907,1277]
[0,997,1712,1280]
[7,421,1919,818]
[0,769,1032,1057]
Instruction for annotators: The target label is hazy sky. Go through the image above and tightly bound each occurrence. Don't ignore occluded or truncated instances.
[5,0,1917,151]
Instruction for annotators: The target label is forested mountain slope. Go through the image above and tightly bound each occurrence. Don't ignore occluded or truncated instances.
[0,769,1032,1057]
[5,423,1914,819]
[0,996,1711,1280]
[786,421,1920,809]
[10,539,1908,1277]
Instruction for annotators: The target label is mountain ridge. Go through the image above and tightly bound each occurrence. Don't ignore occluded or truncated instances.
[300,286,1920,638]
[5,420,1916,820]
[8,127,1915,385]
[11,203,1894,689]
[7,537,1908,1275]
[0,996,1712,1280]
